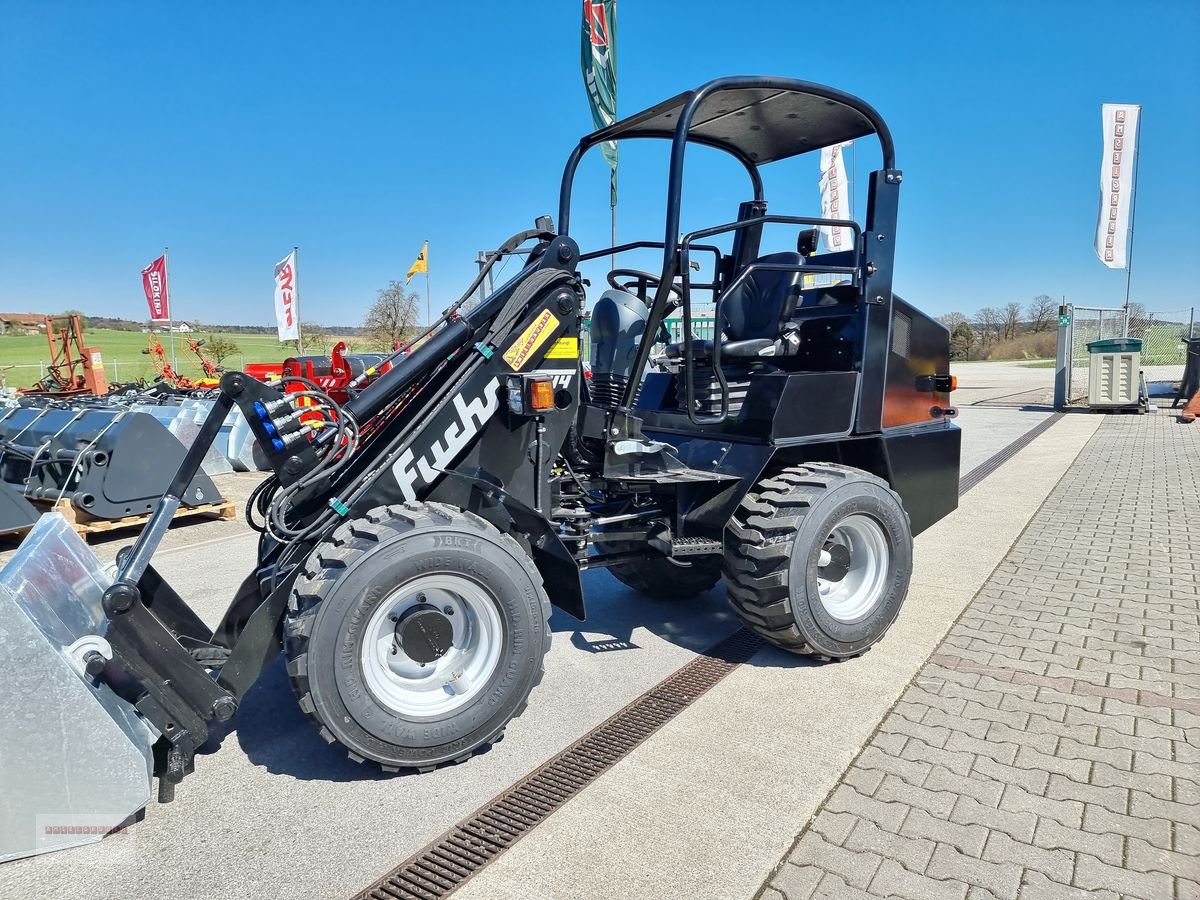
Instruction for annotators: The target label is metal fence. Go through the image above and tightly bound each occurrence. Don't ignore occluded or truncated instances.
[1066,305,1195,403]
[0,355,257,391]
[579,316,717,364]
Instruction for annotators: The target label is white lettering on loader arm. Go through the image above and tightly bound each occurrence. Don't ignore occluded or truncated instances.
[392,378,501,501]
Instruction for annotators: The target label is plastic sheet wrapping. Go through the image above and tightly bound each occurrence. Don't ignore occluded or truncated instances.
[220,405,269,472]
[0,514,155,861]
[129,400,233,476]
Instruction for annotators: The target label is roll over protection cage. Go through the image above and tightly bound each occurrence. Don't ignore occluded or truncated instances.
[556,75,902,433]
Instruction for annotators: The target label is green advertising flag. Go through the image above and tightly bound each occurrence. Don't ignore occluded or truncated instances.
[581,0,617,207]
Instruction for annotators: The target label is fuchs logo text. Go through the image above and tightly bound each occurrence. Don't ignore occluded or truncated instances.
[392,378,501,500]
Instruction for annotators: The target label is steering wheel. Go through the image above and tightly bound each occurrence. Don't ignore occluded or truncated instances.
[607,268,684,305]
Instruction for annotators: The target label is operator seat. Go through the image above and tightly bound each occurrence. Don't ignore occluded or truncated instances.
[665,251,804,360]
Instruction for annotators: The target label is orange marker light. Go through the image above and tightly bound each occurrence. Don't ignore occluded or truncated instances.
[949,375,958,391]
[529,379,555,411]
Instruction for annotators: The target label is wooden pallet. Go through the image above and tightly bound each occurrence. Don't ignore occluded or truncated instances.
[25,497,237,541]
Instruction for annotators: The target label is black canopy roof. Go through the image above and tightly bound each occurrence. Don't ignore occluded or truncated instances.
[583,77,894,168]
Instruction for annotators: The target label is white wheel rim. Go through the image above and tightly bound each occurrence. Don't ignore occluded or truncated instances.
[816,514,891,623]
[360,574,503,719]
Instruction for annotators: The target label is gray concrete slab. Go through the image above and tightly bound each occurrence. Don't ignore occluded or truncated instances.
[953,359,1055,409]
[955,407,1054,475]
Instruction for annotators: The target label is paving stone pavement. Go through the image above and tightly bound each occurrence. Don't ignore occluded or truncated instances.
[760,414,1200,900]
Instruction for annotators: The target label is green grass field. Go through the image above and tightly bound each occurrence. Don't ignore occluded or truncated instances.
[0,329,358,389]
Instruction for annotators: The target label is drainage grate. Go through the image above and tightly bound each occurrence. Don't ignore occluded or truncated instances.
[353,418,1061,899]
[352,628,764,900]
[958,413,1064,495]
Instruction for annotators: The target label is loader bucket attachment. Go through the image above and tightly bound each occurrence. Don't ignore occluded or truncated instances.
[0,514,155,862]
[0,481,39,537]
[0,406,222,519]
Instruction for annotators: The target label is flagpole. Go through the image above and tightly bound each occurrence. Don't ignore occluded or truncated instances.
[1122,110,1142,338]
[164,246,177,370]
[425,241,432,327]
[610,189,617,271]
[849,141,857,223]
[293,245,303,354]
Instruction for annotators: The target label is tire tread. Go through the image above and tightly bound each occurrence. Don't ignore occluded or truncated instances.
[283,502,552,774]
[721,462,903,660]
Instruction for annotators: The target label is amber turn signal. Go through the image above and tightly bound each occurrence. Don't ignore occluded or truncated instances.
[529,378,555,411]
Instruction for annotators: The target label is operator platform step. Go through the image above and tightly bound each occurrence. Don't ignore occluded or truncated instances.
[656,536,724,557]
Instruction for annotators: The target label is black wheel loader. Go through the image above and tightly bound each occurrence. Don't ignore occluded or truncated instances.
[0,76,960,860]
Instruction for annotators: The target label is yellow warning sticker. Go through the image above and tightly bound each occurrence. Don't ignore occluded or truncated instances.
[502,309,561,371]
[545,336,579,360]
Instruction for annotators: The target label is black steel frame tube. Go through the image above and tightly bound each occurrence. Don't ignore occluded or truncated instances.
[557,77,895,411]
[117,390,235,586]
[558,136,764,237]
[343,318,472,423]
[675,214,863,424]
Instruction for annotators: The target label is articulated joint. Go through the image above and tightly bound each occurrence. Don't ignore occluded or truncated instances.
[102,582,140,617]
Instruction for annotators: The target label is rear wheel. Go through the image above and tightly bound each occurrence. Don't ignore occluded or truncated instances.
[283,502,551,771]
[722,464,912,659]
[594,537,721,599]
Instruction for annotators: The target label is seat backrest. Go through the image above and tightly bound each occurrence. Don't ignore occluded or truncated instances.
[720,252,804,341]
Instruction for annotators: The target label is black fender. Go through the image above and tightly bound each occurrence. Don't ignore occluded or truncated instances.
[432,467,586,620]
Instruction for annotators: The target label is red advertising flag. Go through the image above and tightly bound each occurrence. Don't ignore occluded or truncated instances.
[141,254,171,321]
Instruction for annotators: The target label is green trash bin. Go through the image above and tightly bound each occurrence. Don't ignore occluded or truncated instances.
[1086,338,1142,407]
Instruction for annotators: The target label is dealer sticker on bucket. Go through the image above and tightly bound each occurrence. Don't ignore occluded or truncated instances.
[503,309,561,370]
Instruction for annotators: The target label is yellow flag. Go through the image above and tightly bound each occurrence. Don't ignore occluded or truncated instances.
[406,241,428,283]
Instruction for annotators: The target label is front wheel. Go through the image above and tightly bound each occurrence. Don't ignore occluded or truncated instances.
[722,463,912,660]
[283,502,551,771]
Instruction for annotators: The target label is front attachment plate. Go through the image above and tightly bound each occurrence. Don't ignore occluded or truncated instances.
[0,514,155,862]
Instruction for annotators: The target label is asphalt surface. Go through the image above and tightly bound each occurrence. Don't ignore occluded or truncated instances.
[0,362,1070,899]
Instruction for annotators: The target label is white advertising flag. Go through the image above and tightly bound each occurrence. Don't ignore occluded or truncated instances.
[818,141,854,253]
[274,249,299,341]
[1095,103,1140,269]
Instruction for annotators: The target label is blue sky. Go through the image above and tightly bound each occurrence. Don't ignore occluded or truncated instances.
[1,1,1197,328]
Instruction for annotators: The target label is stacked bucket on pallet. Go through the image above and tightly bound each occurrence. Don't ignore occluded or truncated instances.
[0,395,269,537]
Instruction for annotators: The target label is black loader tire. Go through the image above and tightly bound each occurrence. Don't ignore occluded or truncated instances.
[722,463,912,660]
[595,537,722,600]
[283,502,551,772]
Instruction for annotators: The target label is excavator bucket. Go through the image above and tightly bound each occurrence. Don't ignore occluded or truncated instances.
[0,481,39,537]
[0,513,155,861]
[0,406,223,519]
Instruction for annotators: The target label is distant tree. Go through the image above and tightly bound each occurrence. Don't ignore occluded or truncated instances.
[937,312,969,332]
[1027,295,1056,333]
[1002,302,1023,340]
[364,282,421,349]
[202,335,240,363]
[295,322,331,355]
[949,322,976,360]
[973,307,1002,348]
[1125,301,1149,333]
